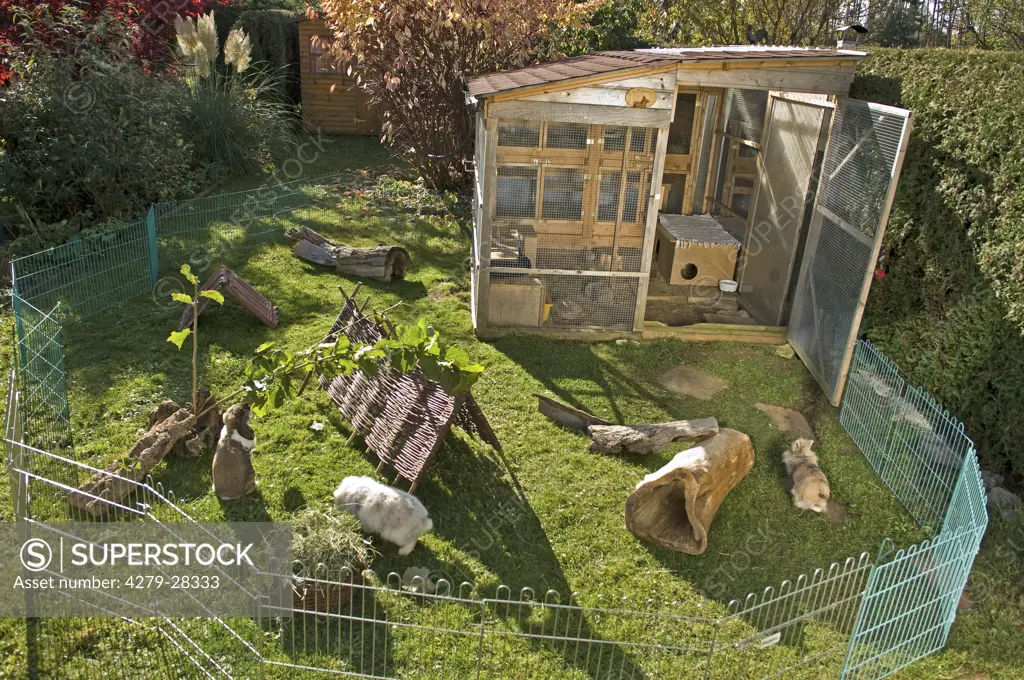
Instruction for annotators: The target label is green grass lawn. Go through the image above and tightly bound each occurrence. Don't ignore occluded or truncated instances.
[2,135,1023,679]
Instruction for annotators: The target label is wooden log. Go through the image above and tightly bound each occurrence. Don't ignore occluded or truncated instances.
[285,226,412,282]
[535,393,611,434]
[68,408,196,517]
[625,428,754,554]
[589,418,719,455]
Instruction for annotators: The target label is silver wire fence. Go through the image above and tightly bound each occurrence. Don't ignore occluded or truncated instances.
[2,169,988,679]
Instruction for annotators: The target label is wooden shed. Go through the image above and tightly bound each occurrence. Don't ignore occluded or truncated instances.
[466,47,913,405]
[297,17,378,135]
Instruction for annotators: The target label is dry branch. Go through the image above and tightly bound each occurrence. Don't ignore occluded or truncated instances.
[285,226,412,282]
[535,394,611,434]
[68,408,197,517]
[589,418,719,455]
[625,428,754,554]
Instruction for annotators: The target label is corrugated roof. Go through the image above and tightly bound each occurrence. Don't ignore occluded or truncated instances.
[466,47,864,98]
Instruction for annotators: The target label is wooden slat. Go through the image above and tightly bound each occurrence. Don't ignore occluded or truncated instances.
[520,86,674,110]
[675,65,855,95]
[643,321,789,344]
[488,100,672,127]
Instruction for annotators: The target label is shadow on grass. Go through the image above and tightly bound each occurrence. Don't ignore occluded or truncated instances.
[494,336,682,427]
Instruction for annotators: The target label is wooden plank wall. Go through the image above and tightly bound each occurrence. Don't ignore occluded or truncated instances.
[675,60,857,95]
[298,19,379,135]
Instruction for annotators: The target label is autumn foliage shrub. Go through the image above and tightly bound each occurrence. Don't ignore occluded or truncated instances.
[0,0,207,84]
[318,0,576,190]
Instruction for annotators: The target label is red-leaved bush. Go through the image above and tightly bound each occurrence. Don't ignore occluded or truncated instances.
[319,0,581,190]
[0,0,208,84]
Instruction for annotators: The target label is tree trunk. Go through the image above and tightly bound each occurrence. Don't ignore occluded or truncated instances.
[285,227,412,282]
[68,408,196,517]
[625,428,754,555]
[589,418,719,455]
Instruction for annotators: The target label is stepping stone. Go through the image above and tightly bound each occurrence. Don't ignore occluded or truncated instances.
[656,366,729,401]
[755,403,816,440]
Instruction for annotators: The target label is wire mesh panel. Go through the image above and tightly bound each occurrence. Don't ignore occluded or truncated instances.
[840,341,906,470]
[710,554,873,680]
[841,526,984,680]
[487,272,640,331]
[838,341,988,680]
[722,89,770,144]
[841,341,974,532]
[10,300,74,462]
[11,217,153,320]
[477,587,716,679]
[484,118,658,332]
[739,97,827,326]
[787,100,912,405]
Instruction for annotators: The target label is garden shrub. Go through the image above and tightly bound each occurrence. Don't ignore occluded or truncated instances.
[851,48,1024,482]
[318,0,576,190]
[0,8,207,247]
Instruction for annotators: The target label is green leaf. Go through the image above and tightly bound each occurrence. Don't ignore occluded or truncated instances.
[400,322,427,347]
[199,289,225,304]
[171,292,193,305]
[443,346,471,367]
[167,328,191,350]
[180,263,199,285]
[256,342,275,354]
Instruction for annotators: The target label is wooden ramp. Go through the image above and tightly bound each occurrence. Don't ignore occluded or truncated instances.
[178,265,279,330]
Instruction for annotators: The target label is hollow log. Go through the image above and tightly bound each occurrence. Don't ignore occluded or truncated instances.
[588,418,719,455]
[285,226,411,282]
[625,428,754,555]
[535,393,611,434]
[68,408,196,517]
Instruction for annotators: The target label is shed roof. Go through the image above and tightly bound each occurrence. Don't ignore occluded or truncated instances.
[466,47,865,98]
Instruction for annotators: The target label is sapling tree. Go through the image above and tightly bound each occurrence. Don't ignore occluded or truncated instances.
[167,263,224,414]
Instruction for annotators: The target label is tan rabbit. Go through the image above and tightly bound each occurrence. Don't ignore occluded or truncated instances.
[212,403,257,501]
[782,438,830,513]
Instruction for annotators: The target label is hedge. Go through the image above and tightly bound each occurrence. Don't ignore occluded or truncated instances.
[851,48,1024,483]
[232,9,300,105]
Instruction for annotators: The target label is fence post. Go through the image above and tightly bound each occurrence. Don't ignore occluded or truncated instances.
[10,263,26,372]
[146,205,159,284]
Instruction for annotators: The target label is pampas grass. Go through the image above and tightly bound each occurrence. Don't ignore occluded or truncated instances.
[224,28,252,74]
[173,11,296,175]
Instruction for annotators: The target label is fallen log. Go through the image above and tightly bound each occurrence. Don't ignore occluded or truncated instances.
[589,418,719,455]
[285,226,412,282]
[148,391,223,459]
[68,408,196,517]
[625,428,754,554]
[535,393,611,434]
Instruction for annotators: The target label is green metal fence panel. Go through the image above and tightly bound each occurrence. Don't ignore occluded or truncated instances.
[839,341,987,680]
[840,341,974,533]
[10,295,77,505]
[10,218,153,320]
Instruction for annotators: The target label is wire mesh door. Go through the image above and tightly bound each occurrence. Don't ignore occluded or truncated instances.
[787,99,912,406]
[737,95,827,326]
